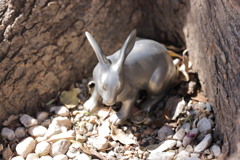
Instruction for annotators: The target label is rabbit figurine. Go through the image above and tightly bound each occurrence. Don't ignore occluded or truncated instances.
[84,29,177,125]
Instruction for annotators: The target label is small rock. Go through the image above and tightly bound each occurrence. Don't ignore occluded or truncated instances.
[26,153,39,160]
[181,123,191,133]
[175,150,190,160]
[190,153,200,158]
[76,134,87,143]
[98,121,110,138]
[85,122,94,132]
[55,106,70,117]
[1,127,15,140]
[91,137,109,150]
[47,130,75,142]
[39,155,53,160]
[45,117,71,138]
[28,125,47,137]
[12,156,25,160]
[210,144,221,157]
[207,154,214,159]
[66,142,81,158]
[37,112,49,122]
[148,151,175,160]
[50,139,71,156]
[53,154,68,160]
[172,99,186,120]
[15,127,26,138]
[197,117,212,134]
[182,128,199,147]
[41,119,51,127]
[20,114,38,127]
[153,140,177,152]
[185,145,193,153]
[194,134,212,153]
[157,126,174,141]
[173,128,185,141]
[75,153,92,160]
[186,158,201,160]
[176,141,182,147]
[205,103,212,112]
[35,141,51,156]
[16,137,36,158]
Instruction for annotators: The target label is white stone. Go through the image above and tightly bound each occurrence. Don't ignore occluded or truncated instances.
[16,137,36,158]
[157,126,174,141]
[186,158,201,160]
[26,153,39,160]
[50,139,71,156]
[75,153,92,160]
[39,155,53,160]
[66,142,81,158]
[55,106,70,117]
[173,128,185,141]
[15,127,26,138]
[176,150,190,160]
[85,122,94,132]
[181,123,191,132]
[37,112,49,122]
[35,141,51,156]
[210,144,221,157]
[11,156,24,160]
[190,153,200,158]
[172,99,186,120]
[20,114,38,127]
[148,151,175,160]
[194,134,212,153]
[41,119,51,127]
[91,137,109,150]
[185,145,193,153]
[28,125,47,137]
[53,154,68,160]
[1,127,15,140]
[98,121,110,138]
[153,140,177,152]
[44,116,71,138]
[197,117,212,134]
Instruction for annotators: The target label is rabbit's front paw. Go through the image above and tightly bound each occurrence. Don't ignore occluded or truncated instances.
[83,99,98,112]
[109,112,127,125]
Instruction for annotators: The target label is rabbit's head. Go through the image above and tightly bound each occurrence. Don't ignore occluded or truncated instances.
[85,30,136,105]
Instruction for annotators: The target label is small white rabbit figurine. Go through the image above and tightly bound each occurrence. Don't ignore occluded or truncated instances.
[84,29,177,125]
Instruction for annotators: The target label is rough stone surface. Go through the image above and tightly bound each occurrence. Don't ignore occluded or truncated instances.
[157,126,174,141]
[28,125,47,137]
[1,127,15,140]
[35,141,51,156]
[16,137,36,158]
[50,139,71,157]
[194,134,212,153]
[20,114,38,127]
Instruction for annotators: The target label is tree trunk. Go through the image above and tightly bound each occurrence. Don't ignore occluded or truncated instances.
[0,0,239,159]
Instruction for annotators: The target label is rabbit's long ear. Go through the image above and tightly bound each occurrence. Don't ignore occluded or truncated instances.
[116,29,136,68]
[85,32,111,65]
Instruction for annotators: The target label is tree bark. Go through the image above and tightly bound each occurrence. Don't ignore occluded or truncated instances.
[0,0,239,159]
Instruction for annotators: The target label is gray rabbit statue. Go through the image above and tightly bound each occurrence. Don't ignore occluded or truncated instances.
[84,29,177,125]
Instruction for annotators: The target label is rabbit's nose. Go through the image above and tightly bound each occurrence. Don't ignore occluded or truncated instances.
[107,99,115,105]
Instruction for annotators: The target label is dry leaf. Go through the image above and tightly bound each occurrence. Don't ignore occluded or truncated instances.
[110,125,136,145]
[60,87,81,108]
[2,145,13,160]
[191,92,208,102]
[168,50,183,59]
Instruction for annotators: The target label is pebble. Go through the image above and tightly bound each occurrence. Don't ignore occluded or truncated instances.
[91,137,109,150]
[74,153,92,160]
[172,99,186,120]
[157,126,174,141]
[173,128,185,141]
[53,154,68,160]
[20,114,38,127]
[197,117,212,134]
[182,128,199,147]
[50,139,71,157]
[85,122,94,132]
[16,137,36,158]
[185,145,193,152]
[28,125,47,137]
[1,127,15,140]
[210,144,221,157]
[190,153,200,158]
[26,153,39,160]
[55,106,70,117]
[194,134,212,153]
[176,141,182,147]
[41,119,51,127]
[37,112,49,122]
[45,117,71,138]
[66,142,81,158]
[76,134,87,143]
[181,123,191,133]
[15,127,26,138]
[154,140,177,152]
[35,141,51,156]
[175,150,190,160]
[39,155,53,160]
[148,151,175,160]
[186,158,201,160]
[98,121,110,138]
[12,156,24,160]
